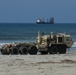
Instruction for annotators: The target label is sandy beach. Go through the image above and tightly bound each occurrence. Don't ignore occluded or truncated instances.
[0,50,76,75]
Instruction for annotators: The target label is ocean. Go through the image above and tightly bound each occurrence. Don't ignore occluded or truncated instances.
[0,23,76,50]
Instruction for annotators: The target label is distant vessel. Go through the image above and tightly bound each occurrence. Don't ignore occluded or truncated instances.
[36,17,54,24]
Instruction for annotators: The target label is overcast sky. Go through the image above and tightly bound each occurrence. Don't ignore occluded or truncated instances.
[0,0,76,23]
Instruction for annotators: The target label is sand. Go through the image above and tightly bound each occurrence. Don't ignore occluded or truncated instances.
[0,51,76,75]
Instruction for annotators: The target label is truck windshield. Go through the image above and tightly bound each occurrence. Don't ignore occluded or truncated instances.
[66,37,72,41]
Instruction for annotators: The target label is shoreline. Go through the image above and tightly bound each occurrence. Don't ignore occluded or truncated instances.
[0,50,76,75]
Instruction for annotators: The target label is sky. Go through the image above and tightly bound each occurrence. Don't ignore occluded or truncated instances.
[0,0,76,23]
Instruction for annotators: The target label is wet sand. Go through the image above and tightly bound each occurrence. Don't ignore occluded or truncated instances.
[0,50,76,75]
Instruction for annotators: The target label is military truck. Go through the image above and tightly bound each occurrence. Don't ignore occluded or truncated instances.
[0,31,73,55]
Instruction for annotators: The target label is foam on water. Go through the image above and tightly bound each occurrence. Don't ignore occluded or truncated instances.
[72,42,76,48]
[0,40,35,48]
[0,41,76,48]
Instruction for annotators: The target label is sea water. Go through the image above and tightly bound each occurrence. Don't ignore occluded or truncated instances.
[0,23,76,50]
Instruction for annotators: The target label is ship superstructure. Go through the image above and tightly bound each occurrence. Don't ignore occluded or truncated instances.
[36,17,54,24]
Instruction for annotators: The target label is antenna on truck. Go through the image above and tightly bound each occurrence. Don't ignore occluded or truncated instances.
[38,31,40,37]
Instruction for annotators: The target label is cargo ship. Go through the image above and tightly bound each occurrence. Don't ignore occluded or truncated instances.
[36,17,54,24]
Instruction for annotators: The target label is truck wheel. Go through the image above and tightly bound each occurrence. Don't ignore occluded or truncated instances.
[10,46,19,55]
[1,49,9,55]
[58,46,66,54]
[40,51,48,55]
[49,46,58,54]
[1,49,5,55]
[19,46,28,55]
[29,46,38,55]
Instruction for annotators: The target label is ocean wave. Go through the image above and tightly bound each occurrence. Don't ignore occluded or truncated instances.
[0,41,76,49]
[71,42,76,48]
[0,40,35,49]
[0,43,11,49]
[0,37,36,40]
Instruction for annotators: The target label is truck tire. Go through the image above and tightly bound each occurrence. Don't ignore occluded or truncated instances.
[1,49,9,55]
[49,46,58,54]
[40,51,48,55]
[58,46,66,54]
[29,46,38,55]
[1,49,5,55]
[10,46,19,55]
[19,46,28,55]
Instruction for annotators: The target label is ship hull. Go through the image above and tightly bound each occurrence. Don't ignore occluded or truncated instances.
[36,17,54,24]
[36,22,54,24]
